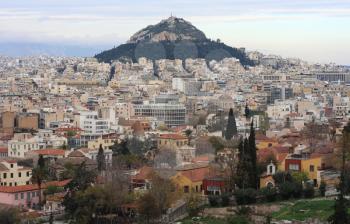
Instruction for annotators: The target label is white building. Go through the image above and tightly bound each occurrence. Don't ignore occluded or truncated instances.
[75,111,111,135]
[267,100,295,119]
[8,136,42,158]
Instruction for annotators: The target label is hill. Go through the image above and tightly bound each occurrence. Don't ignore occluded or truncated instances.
[95,17,254,66]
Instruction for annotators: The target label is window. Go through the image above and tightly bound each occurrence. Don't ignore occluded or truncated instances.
[288,164,299,171]
[15,193,18,200]
[9,183,12,186]
[21,193,24,199]
[26,181,30,185]
[18,172,21,177]
[10,164,13,168]
[26,171,30,177]
[195,185,198,192]
[184,186,189,193]
[27,192,31,200]
[32,192,35,197]
[10,173,13,178]
[3,173,6,179]
[310,165,315,172]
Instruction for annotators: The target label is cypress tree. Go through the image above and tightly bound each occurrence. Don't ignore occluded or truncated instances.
[38,154,45,169]
[248,120,258,189]
[225,108,237,140]
[244,104,250,119]
[236,139,245,189]
[97,144,106,171]
[328,122,350,223]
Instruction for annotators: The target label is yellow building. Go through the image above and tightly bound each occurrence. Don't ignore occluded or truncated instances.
[256,134,279,150]
[87,136,116,150]
[157,134,188,148]
[301,156,322,185]
[284,153,323,186]
[171,164,209,194]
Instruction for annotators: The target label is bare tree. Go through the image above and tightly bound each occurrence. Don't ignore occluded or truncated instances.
[302,120,329,152]
[154,146,177,169]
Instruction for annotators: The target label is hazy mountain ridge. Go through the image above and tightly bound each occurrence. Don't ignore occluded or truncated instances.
[0,42,106,57]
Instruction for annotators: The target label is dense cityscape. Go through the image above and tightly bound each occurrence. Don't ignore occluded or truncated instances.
[0,5,350,224]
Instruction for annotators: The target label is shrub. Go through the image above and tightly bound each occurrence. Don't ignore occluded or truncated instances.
[260,187,277,202]
[319,181,326,197]
[221,193,230,206]
[235,188,257,205]
[303,183,315,198]
[279,182,294,200]
[291,182,303,198]
[208,195,220,207]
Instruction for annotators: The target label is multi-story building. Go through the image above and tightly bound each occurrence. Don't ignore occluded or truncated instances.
[267,86,293,104]
[8,135,42,158]
[115,102,135,119]
[0,160,32,186]
[157,133,188,148]
[315,72,350,83]
[0,111,16,134]
[75,111,110,135]
[17,113,39,130]
[133,103,186,127]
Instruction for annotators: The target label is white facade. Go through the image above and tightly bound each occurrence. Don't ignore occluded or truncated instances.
[76,111,111,135]
[267,101,294,119]
[8,137,42,158]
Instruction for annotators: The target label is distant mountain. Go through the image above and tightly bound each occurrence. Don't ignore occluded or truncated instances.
[95,17,254,66]
[0,42,105,57]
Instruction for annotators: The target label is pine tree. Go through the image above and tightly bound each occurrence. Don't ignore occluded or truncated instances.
[248,120,258,189]
[97,144,106,171]
[225,108,237,140]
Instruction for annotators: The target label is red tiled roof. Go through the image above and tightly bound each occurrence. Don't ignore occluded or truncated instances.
[132,166,153,181]
[159,134,187,140]
[180,167,210,182]
[68,150,85,158]
[0,147,8,153]
[192,156,210,163]
[32,149,65,156]
[0,179,71,193]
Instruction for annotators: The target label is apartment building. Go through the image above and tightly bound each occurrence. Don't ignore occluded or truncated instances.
[0,160,32,186]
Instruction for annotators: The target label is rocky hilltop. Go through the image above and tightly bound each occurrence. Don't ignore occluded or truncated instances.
[95,17,254,66]
[127,16,207,43]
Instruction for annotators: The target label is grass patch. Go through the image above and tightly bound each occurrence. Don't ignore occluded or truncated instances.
[181,216,227,224]
[271,199,335,221]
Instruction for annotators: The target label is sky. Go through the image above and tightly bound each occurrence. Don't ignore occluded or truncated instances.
[0,0,349,64]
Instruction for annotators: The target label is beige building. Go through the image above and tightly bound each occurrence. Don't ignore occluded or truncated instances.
[17,113,39,130]
[157,133,188,148]
[0,160,32,186]
[87,137,115,150]
[1,111,16,134]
